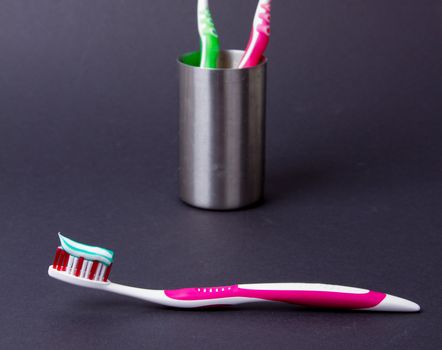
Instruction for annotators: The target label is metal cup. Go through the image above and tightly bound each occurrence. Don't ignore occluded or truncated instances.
[178,50,267,210]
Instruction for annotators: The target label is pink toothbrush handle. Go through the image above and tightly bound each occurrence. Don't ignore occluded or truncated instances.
[239,0,272,68]
[165,283,420,312]
[237,284,384,309]
[239,32,270,69]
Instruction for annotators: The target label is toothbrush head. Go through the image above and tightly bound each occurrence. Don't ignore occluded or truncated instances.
[198,7,219,39]
[254,0,272,36]
[48,234,113,289]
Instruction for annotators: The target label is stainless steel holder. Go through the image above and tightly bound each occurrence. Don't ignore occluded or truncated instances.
[178,50,267,210]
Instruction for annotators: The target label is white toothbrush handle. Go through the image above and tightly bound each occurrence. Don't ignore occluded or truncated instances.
[48,268,419,312]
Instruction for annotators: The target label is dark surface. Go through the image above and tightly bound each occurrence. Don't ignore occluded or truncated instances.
[0,1,441,349]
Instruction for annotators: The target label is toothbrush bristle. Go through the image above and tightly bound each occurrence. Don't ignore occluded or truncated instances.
[52,247,62,268]
[103,263,112,282]
[89,261,98,280]
[51,247,111,282]
[75,257,84,277]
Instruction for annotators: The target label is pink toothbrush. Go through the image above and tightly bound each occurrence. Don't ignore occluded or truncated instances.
[239,0,272,68]
[48,234,420,312]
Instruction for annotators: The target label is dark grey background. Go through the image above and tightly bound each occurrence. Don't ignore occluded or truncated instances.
[0,0,441,349]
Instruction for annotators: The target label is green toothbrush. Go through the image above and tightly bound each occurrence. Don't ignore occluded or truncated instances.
[198,0,220,68]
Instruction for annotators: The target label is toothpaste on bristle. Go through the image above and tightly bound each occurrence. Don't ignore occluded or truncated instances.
[58,233,114,266]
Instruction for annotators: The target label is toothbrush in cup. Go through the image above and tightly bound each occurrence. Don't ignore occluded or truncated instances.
[239,0,272,69]
[198,0,220,68]
[48,234,420,312]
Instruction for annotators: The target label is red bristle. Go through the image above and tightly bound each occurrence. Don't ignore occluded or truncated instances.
[88,261,99,280]
[103,263,112,282]
[57,250,65,271]
[52,248,62,268]
[75,257,84,277]
[61,252,69,271]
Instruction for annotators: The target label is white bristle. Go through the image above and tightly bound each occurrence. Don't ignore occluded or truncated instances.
[80,260,88,278]
[99,265,106,281]
[71,257,78,275]
[66,255,74,274]
[84,261,93,279]
[94,264,102,281]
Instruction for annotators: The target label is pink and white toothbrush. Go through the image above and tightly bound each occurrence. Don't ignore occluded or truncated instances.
[239,0,272,69]
[48,234,420,312]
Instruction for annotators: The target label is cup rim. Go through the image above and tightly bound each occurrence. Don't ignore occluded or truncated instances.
[177,49,268,71]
